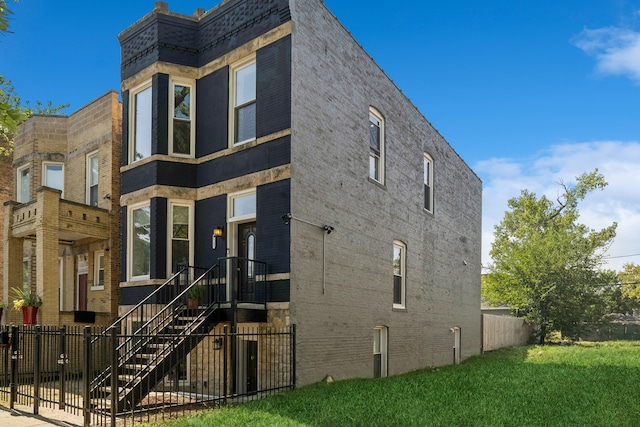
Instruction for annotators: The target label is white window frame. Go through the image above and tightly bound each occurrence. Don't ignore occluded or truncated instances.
[167,200,194,276]
[127,201,151,281]
[93,251,105,290]
[393,240,406,309]
[42,161,65,198]
[17,164,30,203]
[423,153,434,213]
[164,354,191,387]
[229,55,257,147]
[227,188,257,258]
[169,78,196,158]
[369,107,385,184]
[86,150,99,206]
[129,81,153,164]
[227,189,257,224]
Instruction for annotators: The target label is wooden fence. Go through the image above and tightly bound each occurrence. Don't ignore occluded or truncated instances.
[482,314,533,352]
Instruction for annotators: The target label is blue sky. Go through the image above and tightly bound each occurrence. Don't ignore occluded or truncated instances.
[2,0,639,270]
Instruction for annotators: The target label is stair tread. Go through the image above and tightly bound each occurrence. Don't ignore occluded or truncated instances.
[90,299,218,411]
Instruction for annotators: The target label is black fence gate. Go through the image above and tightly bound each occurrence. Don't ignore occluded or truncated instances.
[0,324,295,426]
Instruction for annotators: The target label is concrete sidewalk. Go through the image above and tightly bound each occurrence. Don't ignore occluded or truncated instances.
[0,404,84,427]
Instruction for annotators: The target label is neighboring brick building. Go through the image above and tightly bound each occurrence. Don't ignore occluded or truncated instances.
[2,91,122,326]
[118,0,482,388]
[0,157,13,306]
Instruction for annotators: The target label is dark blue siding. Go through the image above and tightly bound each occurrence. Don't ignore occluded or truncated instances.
[196,67,229,157]
[257,179,290,274]
[120,0,292,80]
[268,280,290,302]
[197,136,290,188]
[154,74,169,156]
[151,198,168,279]
[158,15,199,67]
[194,196,227,268]
[120,285,158,306]
[122,161,197,195]
[257,35,291,137]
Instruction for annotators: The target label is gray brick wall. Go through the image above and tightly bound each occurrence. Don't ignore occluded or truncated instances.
[289,0,482,386]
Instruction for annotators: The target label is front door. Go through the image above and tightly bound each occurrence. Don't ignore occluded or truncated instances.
[237,222,256,302]
[78,274,88,311]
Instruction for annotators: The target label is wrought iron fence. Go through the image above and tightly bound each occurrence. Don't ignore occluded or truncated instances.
[0,323,295,426]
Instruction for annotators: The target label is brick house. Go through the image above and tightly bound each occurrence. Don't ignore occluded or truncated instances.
[115,0,482,388]
[2,91,122,326]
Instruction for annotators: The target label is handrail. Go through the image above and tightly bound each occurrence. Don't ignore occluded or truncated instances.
[115,265,219,359]
[216,256,269,304]
[98,267,187,339]
[90,265,218,396]
[90,257,271,409]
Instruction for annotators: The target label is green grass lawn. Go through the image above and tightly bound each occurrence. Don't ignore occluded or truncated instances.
[151,341,640,427]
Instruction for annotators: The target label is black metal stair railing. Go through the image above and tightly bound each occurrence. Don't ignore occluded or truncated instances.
[90,264,223,412]
[88,267,187,396]
[216,257,269,304]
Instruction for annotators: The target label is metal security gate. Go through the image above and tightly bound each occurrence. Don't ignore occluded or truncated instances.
[0,325,101,418]
[0,323,295,427]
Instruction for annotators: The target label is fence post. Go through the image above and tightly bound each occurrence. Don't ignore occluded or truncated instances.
[9,326,19,409]
[110,326,117,427]
[223,324,228,404]
[291,324,296,389]
[1,326,8,388]
[83,326,92,427]
[34,326,41,415]
[59,326,67,410]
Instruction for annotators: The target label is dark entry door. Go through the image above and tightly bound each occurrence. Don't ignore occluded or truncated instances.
[238,222,256,302]
[78,274,88,311]
[246,340,258,394]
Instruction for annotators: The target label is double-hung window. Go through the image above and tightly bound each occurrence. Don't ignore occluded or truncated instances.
[43,162,64,197]
[130,83,152,163]
[369,108,385,183]
[169,79,195,157]
[168,201,193,274]
[424,153,434,213]
[17,165,30,203]
[87,151,99,206]
[93,251,105,290]
[230,57,256,146]
[128,202,151,281]
[393,241,406,309]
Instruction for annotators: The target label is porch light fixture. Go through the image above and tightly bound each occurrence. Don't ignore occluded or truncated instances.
[213,338,223,350]
[212,226,224,249]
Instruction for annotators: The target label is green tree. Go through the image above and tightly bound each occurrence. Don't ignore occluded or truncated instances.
[0,1,22,138]
[620,263,640,302]
[483,170,617,343]
[0,0,14,34]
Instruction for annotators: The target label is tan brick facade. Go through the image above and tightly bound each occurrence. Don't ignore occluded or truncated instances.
[2,91,122,326]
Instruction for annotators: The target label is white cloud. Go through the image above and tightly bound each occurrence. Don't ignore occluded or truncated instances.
[573,26,640,83]
[476,140,640,272]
